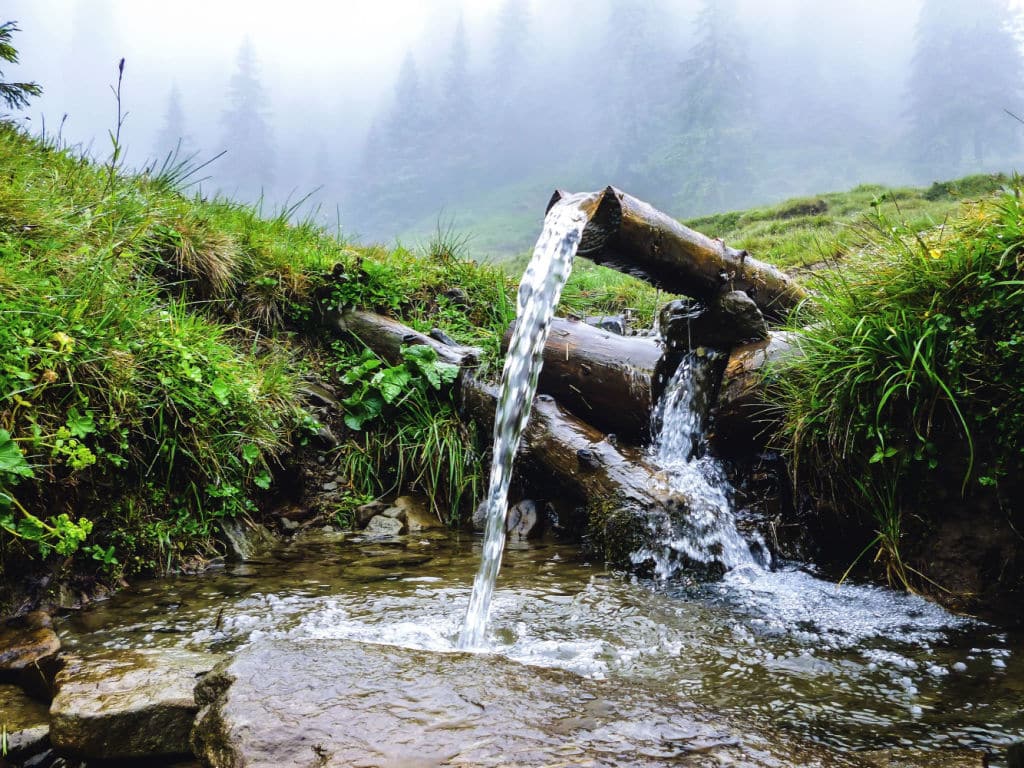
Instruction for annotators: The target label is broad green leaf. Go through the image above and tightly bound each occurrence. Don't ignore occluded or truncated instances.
[0,429,33,479]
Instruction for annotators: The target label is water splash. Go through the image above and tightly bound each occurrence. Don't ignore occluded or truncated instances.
[459,198,589,648]
[640,350,767,578]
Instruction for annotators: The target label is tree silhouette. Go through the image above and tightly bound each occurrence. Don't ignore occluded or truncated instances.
[907,0,1024,176]
[218,38,275,200]
[673,0,755,213]
[153,84,193,160]
[0,21,41,111]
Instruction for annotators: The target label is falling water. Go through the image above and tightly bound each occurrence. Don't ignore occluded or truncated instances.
[642,350,767,578]
[459,197,589,648]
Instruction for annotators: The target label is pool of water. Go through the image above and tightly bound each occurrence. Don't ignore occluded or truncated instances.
[58,529,1023,764]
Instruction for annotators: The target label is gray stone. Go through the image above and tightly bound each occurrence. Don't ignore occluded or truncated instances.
[0,683,49,758]
[585,314,627,335]
[507,499,539,540]
[363,514,404,537]
[471,500,488,531]
[355,500,388,528]
[220,518,276,561]
[321,481,338,491]
[50,648,221,759]
[191,639,855,768]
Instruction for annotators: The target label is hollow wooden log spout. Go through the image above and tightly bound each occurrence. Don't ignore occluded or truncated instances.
[548,187,807,321]
[501,317,663,444]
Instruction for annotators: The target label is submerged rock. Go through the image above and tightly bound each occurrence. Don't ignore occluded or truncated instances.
[0,683,50,759]
[191,638,859,768]
[49,648,221,759]
[859,748,987,767]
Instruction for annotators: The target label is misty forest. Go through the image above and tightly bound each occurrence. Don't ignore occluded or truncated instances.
[8,0,1024,249]
[3,2,1024,767]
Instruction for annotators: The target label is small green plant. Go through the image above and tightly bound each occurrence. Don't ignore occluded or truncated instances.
[339,345,458,431]
[334,344,476,522]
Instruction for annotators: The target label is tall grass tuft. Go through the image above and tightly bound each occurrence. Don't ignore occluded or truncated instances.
[769,180,1024,586]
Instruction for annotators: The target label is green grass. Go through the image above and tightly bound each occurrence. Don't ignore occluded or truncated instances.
[0,122,518,603]
[684,173,1010,269]
[767,180,1024,587]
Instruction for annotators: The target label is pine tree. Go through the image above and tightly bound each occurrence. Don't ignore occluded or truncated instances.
[672,0,755,213]
[0,20,40,111]
[218,38,275,201]
[907,0,1024,176]
[152,84,193,160]
[435,14,480,196]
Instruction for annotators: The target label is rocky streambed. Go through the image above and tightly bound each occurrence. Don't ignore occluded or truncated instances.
[2,527,1020,767]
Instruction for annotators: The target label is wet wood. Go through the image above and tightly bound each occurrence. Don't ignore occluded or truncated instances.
[501,317,663,443]
[709,332,798,457]
[459,375,684,567]
[328,309,482,370]
[549,187,807,321]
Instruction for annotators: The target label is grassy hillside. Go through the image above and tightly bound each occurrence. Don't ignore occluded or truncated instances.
[1,115,1017,609]
[0,123,520,605]
[685,174,1009,269]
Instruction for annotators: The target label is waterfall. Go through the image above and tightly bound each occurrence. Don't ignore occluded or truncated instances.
[639,349,769,579]
[459,197,589,649]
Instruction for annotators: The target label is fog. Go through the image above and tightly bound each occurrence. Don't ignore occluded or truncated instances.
[5,0,1024,254]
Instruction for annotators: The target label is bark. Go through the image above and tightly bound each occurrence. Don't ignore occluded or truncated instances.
[502,317,663,443]
[708,332,798,457]
[548,187,807,321]
[459,376,693,569]
[328,309,482,369]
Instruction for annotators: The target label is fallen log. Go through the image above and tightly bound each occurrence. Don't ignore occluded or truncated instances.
[502,317,663,444]
[708,332,798,457]
[328,309,482,369]
[548,187,807,321]
[460,376,710,571]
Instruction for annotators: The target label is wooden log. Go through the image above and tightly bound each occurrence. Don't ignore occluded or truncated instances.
[708,332,798,457]
[459,376,699,571]
[548,187,807,321]
[501,317,663,443]
[328,309,482,369]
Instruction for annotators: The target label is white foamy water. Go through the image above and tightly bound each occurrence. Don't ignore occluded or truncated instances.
[639,350,766,577]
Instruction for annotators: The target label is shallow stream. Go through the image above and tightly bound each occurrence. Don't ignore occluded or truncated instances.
[58,528,1023,764]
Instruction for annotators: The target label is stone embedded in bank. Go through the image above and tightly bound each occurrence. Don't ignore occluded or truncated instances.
[0,610,60,677]
[49,648,222,760]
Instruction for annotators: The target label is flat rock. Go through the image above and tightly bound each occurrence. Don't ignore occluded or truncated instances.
[347,552,432,570]
[0,611,60,677]
[191,638,863,768]
[50,647,221,759]
[363,514,405,537]
[0,683,50,758]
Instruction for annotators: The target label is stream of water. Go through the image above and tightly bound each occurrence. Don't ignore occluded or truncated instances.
[459,196,588,648]
[56,530,1023,763]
